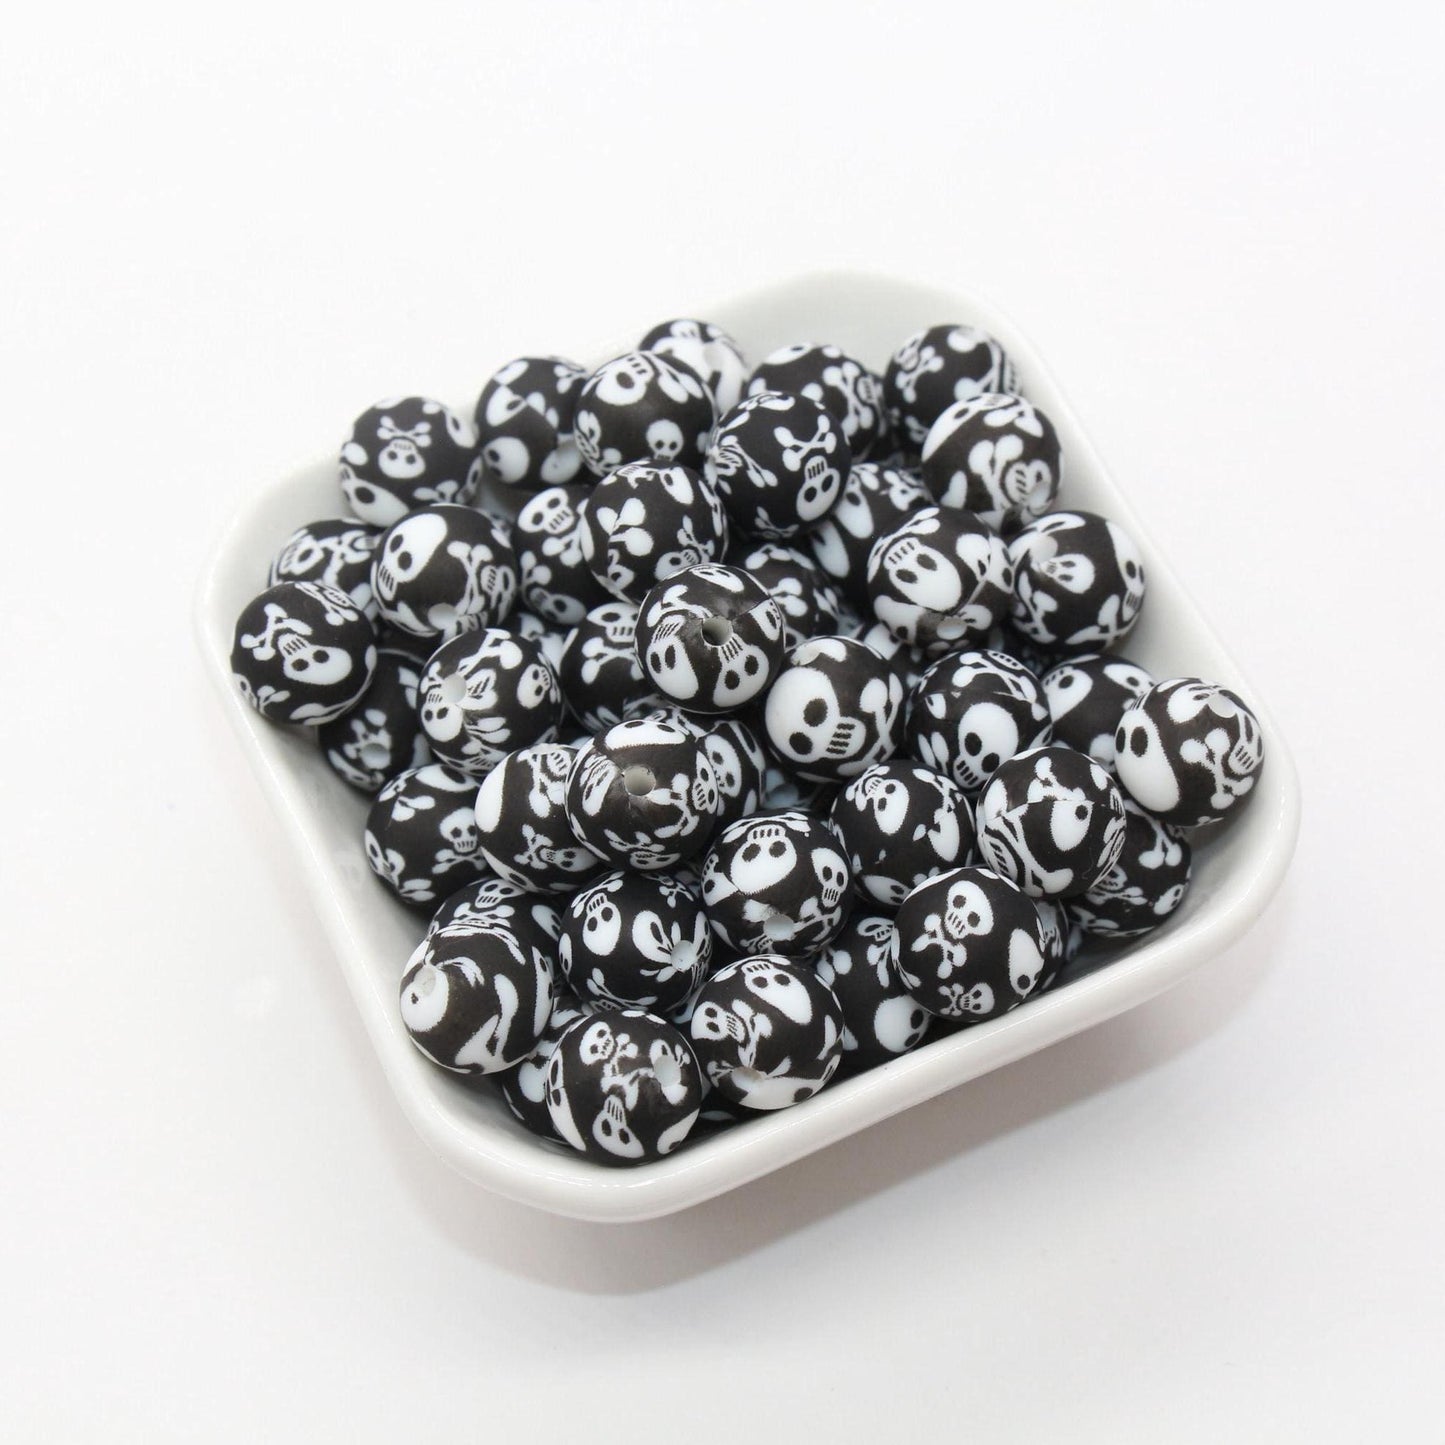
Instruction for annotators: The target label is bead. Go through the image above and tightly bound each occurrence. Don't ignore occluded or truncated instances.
[514,484,609,628]
[427,875,561,937]
[830,760,973,908]
[546,1010,703,1163]
[364,762,487,908]
[892,865,1046,1020]
[574,351,715,478]
[728,540,842,651]
[1008,510,1145,654]
[1041,653,1154,769]
[268,517,381,619]
[884,324,1017,452]
[637,318,748,416]
[635,562,786,713]
[747,343,892,461]
[975,744,1127,899]
[231,580,377,726]
[701,810,852,956]
[499,991,592,1140]
[815,913,932,1069]
[340,396,481,526]
[1071,798,1192,938]
[921,393,1062,532]
[621,700,768,828]
[473,356,588,489]
[1114,677,1264,828]
[763,635,905,783]
[688,955,844,1109]
[317,646,430,791]
[1033,896,1070,992]
[371,504,517,641]
[856,620,931,693]
[556,601,648,734]
[705,391,850,540]
[807,462,932,608]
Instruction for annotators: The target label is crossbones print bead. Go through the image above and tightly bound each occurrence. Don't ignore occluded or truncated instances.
[729,540,843,651]
[884,324,1017,453]
[418,626,562,777]
[363,762,487,908]
[975,744,1128,899]
[317,646,430,791]
[700,810,852,956]
[515,483,609,627]
[340,396,481,526]
[1042,653,1154,769]
[565,716,720,871]
[747,343,892,461]
[705,391,851,540]
[807,463,933,609]
[763,635,905,783]
[371,504,517,641]
[546,1009,703,1164]
[907,648,1051,794]
[867,506,1011,653]
[635,562,786,714]
[688,955,844,1109]
[559,870,713,1012]
[473,355,588,490]
[830,760,973,908]
[815,913,932,1070]
[1033,896,1070,993]
[574,350,715,479]
[625,701,768,827]
[499,991,592,1141]
[1071,797,1192,940]
[426,875,562,939]
[557,601,651,734]
[638,318,749,416]
[580,463,730,603]
[1114,677,1265,828]
[232,580,377,726]
[1008,510,1145,655]
[893,865,1047,1021]
[921,393,1062,533]
[268,517,382,619]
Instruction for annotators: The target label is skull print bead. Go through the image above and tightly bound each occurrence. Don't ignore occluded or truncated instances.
[974,745,1128,899]
[499,991,592,1141]
[473,355,588,490]
[635,562,787,714]
[729,540,843,651]
[688,955,845,1109]
[1041,653,1155,769]
[574,350,715,478]
[701,810,853,957]
[231,580,377,726]
[763,635,905,783]
[559,870,713,1012]
[747,343,892,461]
[921,393,1062,533]
[1070,797,1192,939]
[1114,677,1265,828]
[418,626,562,777]
[556,601,649,734]
[363,762,487,908]
[1033,896,1070,992]
[580,463,730,603]
[807,462,933,609]
[815,914,933,1071]
[514,484,609,628]
[340,396,481,526]
[565,717,720,872]
[705,391,851,540]
[893,865,1047,1021]
[1008,510,1145,655]
[626,701,768,827]
[830,760,974,908]
[884,324,1017,452]
[427,874,561,937]
[317,646,430,791]
[638,318,749,416]
[372,504,517,641]
[268,517,382,619]
[867,506,1012,653]
[546,1010,704,1164]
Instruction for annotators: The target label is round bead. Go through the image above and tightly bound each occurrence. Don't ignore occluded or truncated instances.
[565,717,719,871]
[317,646,430,791]
[427,875,561,938]
[921,393,1062,532]
[556,601,648,734]
[231,580,377,726]
[884,324,1016,452]
[815,913,932,1070]
[363,762,486,908]
[867,506,1011,652]
[371,504,517,641]
[1041,653,1155,769]
[1071,798,1192,939]
[559,870,713,1012]
[580,463,730,603]
[573,351,715,478]
[763,635,905,783]
[705,391,851,539]
[626,701,768,827]
[729,540,843,651]
[546,1010,703,1163]
[473,355,588,489]
[1034,896,1070,992]
[1114,677,1265,828]
[268,517,382,619]
[417,627,562,777]
[907,648,1051,794]
[807,463,933,608]
[974,745,1128,899]
[688,955,844,1109]
[1008,510,1145,654]
[499,992,592,1140]
[638,318,748,416]
[700,810,852,957]
[635,562,787,713]
[340,396,480,526]
[893,865,1047,1020]
[747,343,892,461]
[514,484,609,628]
[830,760,974,908]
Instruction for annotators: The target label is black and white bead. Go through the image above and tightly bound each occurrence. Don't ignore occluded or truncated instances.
[728,540,843,652]
[893,865,1046,1021]
[1008,510,1145,654]
[975,744,1128,899]
[473,355,588,490]
[427,875,561,937]
[627,701,769,827]
[1114,678,1265,828]
[515,484,609,628]
[884,324,1017,452]
[556,601,648,733]
[231,580,377,726]
[1042,653,1155,769]
[807,463,933,609]
[574,351,715,478]
[268,518,381,620]
[857,620,931,694]
[637,318,749,416]
[1071,798,1192,939]
[1034,896,1070,992]
[747,343,892,461]
[363,762,486,908]
[688,955,844,1109]
[340,396,481,526]
[815,914,932,1070]
[499,992,592,1141]
[317,646,430,791]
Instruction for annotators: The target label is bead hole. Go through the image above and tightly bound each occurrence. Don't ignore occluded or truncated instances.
[359,743,390,769]
[440,672,467,705]
[653,1054,682,1089]
[623,765,656,797]
[701,615,733,646]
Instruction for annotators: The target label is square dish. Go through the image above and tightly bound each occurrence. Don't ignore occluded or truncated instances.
[195,271,1300,1223]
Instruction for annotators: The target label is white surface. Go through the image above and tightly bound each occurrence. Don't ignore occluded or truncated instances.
[2,0,1441,1436]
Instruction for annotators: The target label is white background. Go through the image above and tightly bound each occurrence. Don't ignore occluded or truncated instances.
[3,3,1443,1440]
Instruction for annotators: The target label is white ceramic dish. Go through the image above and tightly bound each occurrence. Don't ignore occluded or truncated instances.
[196,271,1300,1223]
